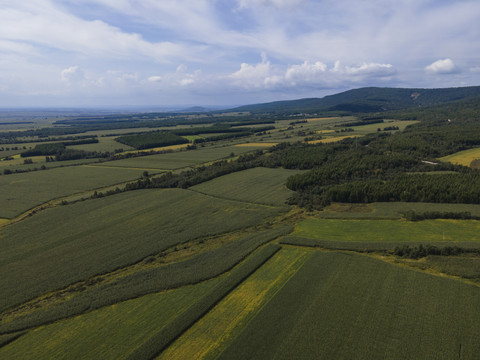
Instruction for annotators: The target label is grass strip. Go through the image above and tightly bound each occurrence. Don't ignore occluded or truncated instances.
[125,243,281,360]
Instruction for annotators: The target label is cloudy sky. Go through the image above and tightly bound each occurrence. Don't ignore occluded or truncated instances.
[0,0,479,108]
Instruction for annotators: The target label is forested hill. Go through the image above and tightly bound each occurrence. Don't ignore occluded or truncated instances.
[230,86,480,115]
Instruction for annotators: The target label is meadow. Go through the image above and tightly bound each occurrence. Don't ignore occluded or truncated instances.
[217,250,480,359]
[0,188,285,312]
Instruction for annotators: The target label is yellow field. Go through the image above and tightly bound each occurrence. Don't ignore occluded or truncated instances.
[158,247,312,360]
[316,129,334,134]
[439,147,480,167]
[308,135,356,144]
[0,218,10,227]
[233,142,278,147]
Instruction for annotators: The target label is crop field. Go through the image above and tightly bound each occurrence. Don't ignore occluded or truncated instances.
[0,156,100,173]
[0,277,223,360]
[439,147,480,167]
[159,247,311,360]
[307,135,357,144]
[0,165,144,218]
[0,188,285,312]
[217,250,480,359]
[291,218,480,248]
[190,167,304,206]
[350,119,419,134]
[67,136,133,152]
[93,145,260,170]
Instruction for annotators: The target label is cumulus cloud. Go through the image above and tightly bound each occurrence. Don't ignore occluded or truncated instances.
[148,65,200,88]
[229,58,396,91]
[333,61,396,77]
[229,54,282,88]
[425,59,458,75]
[285,61,327,85]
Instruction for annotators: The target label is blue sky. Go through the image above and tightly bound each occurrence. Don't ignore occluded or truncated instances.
[0,0,479,108]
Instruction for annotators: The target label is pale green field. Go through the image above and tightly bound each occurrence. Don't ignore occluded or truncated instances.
[294,218,480,243]
[190,167,304,206]
[439,147,480,167]
[0,278,222,360]
[0,165,144,218]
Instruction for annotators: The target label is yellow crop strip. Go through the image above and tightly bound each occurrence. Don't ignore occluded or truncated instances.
[158,247,312,360]
[308,135,356,144]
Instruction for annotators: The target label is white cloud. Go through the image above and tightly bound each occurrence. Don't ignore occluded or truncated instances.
[425,59,458,75]
[335,62,396,77]
[236,0,306,9]
[229,58,396,91]
[0,1,184,62]
[61,66,83,83]
[285,61,327,85]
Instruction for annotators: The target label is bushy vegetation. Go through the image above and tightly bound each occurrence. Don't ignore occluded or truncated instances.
[115,131,189,150]
[392,244,476,259]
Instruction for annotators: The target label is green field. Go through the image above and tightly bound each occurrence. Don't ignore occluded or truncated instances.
[0,188,285,312]
[190,167,303,206]
[67,136,133,152]
[293,218,480,245]
[319,201,480,219]
[93,145,260,170]
[0,278,223,360]
[0,165,145,218]
[217,250,480,359]
[159,247,311,360]
[439,147,480,167]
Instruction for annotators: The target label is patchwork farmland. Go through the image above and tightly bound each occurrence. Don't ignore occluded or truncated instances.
[2,86,480,358]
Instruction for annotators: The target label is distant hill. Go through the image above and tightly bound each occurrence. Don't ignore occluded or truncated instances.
[177,106,210,113]
[229,86,480,115]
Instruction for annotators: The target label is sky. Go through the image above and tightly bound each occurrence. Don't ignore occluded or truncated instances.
[0,0,479,108]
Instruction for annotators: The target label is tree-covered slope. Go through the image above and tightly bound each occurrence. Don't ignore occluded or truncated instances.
[230,86,480,115]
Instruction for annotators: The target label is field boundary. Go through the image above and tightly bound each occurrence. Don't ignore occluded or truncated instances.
[125,244,281,360]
